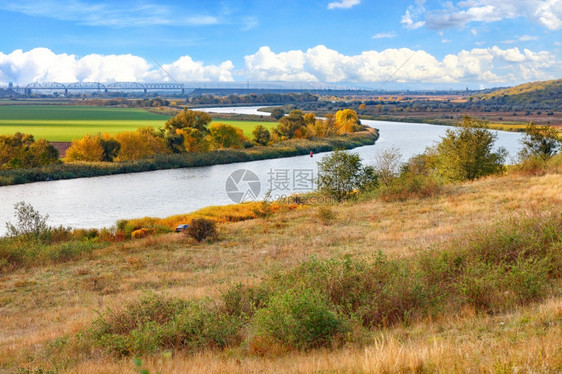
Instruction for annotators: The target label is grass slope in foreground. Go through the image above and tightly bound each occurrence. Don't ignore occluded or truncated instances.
[0,166,561,372]
[0,105,278,141]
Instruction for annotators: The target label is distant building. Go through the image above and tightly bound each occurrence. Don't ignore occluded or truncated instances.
[8,82,13,89]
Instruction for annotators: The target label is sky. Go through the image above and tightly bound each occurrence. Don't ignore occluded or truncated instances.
[0,0,561,89]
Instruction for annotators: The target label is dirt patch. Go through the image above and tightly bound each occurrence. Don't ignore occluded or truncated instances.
[49,142,71,158]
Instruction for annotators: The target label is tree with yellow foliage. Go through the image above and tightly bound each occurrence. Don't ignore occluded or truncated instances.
[65,134,105,162]
[114,128,169,161]
[334,109,360,134]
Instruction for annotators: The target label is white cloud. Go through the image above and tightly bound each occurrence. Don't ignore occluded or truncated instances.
[401,9,426,29]
[372,32,397,39]
[0,46,556,86]
[327,0,360,10]
[0,48,234,83]
[404,0,562,31]
[401,1,427,29]
[243,47,317,81]
[519,35,540,41]
[243,45,557,83]
[0,0,219,28]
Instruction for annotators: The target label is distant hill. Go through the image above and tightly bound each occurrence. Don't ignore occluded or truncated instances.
[476,79,562,110]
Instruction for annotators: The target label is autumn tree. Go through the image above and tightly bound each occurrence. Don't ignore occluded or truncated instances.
[164,109,212,153]
[313,114,338,137]
[114,128,169,161]
[209,123,247,149]
[252,125,271,146]
[164,109,212,134]
[334,109,360,134]
[65,134,105,162]
[274,109,306,139]
[0,133,59,170]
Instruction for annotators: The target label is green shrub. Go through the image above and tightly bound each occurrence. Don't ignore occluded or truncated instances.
[85,293,243,356]
[252,289,348,350]
[186,218,217,242]
[317,150,378,201]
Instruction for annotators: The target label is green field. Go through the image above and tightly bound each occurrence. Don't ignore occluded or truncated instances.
[0,105,278,141]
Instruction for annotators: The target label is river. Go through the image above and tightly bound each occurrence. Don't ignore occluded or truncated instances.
[0,107,524,235]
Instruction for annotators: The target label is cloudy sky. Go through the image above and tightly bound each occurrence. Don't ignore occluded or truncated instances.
[0,0,561,88]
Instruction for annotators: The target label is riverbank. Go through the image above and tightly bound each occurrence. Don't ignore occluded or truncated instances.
[0,129,378,186]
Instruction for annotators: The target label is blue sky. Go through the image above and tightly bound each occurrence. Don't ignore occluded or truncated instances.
[0,0,561,88]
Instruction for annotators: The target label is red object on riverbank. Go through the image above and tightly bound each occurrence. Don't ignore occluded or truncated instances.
[310,151,313,157]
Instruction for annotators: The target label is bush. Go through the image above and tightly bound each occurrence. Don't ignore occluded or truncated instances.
[5,201,51,242]
[317,150,378,201]
[251,289,348,350]
[434,116,507,181]
[186,218,217,242]
[85,293,244,356]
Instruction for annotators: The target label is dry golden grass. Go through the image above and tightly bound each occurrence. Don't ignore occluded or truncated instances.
[1,171,562,372]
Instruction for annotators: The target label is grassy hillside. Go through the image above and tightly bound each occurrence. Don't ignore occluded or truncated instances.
[0,105,278,141]
[1,161,561,372]
[477,79,562,109]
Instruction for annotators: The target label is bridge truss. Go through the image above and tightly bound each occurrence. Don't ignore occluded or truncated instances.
[24,82,193,95]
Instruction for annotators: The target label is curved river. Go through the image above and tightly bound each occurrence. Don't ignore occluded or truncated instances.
[0,106,524,235]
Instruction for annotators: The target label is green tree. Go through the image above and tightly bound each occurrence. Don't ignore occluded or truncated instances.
[274,110,306,139]
[270,108,285,120]
[252,125,271,146]
[317,150,377,201]
[100,136,121,162]
[519,122,561,160]
[435,116,506,181]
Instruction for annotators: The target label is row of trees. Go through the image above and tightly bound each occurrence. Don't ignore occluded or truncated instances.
[188,92,318,106]
[0,133,59,170]
[64,108,365,163]
[265,109,363,142]
[66,110,250,162]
